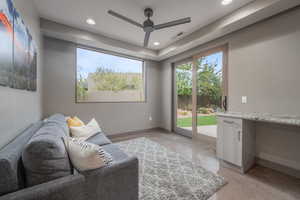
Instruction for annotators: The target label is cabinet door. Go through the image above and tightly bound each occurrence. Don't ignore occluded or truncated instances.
[222,119,242,167]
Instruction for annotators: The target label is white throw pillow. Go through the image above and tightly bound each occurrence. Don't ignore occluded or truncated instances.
[63,137,113,171]
[70,118,101,140]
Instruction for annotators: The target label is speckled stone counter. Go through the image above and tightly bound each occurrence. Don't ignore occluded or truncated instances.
[217,112,300,127]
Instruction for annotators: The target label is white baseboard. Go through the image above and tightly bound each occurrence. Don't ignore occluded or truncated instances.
[257,152,300,171]
[257,152,300,178]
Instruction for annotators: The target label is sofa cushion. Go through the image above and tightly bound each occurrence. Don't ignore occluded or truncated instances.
[86,132,112,146]
[45,113,69,135]
[101,144,129,161]
[0,121,43,196]
[22,117,72,187]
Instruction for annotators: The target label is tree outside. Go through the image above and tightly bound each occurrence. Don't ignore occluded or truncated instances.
[90,67,142,92]
[76,66,144,102]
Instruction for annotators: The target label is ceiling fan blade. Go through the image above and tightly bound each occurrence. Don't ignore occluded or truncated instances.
[154,17,191,30]
[144,31,151,47]
[108,10,143,28]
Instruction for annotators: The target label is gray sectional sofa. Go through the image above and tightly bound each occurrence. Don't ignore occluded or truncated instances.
[0,114,139,200]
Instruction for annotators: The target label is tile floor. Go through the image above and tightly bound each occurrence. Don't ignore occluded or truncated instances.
[110,129,300,200]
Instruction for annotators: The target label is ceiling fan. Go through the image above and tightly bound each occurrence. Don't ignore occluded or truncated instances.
[108,8,191,48]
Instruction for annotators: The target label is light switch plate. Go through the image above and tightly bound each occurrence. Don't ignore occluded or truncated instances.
[242,96,247,104]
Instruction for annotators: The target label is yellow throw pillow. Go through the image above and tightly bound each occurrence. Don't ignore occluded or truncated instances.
[67,116,84,127]
[73,116,84,125]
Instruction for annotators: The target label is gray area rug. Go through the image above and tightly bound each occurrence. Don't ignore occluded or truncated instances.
[116,137,226,200]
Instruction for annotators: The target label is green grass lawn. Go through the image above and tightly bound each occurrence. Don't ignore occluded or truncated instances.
[177,115,217,127]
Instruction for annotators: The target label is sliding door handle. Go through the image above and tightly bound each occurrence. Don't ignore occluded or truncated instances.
[238,131,241,142]
[223,96,227,111]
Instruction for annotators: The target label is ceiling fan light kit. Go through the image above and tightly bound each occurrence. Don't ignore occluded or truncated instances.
[108,8,191,47]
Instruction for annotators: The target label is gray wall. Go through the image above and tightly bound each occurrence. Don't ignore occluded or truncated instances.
[160,8,300,171]
[43,37,162,135]
[0,0,42,149]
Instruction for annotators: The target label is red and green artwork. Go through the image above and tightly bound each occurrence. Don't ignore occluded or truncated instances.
[0,0,14,86]
[0,0,37,91]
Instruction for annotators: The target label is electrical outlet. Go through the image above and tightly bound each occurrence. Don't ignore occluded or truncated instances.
[242,96,247,104]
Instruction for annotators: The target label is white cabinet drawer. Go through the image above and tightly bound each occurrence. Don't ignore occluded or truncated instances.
[221,117,242,128]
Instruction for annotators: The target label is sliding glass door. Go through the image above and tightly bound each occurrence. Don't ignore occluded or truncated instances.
[174,60,193,137]
[195,48,227,139]
[173,46,228,139]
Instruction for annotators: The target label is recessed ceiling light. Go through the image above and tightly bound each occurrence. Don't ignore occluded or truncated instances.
[154,42,160,46]
[222,0,233,6]
[86,18,96,25]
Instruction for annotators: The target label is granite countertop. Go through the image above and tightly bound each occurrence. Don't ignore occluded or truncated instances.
[217,112,300,126]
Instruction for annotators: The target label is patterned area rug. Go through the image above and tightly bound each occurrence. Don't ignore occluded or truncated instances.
[116,137,226,200]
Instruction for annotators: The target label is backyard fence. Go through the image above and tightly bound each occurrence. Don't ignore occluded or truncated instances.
[177,95,221,110]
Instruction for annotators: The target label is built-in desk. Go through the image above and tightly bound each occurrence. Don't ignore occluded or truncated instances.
[216,112,300,173]
[217,112,300,127]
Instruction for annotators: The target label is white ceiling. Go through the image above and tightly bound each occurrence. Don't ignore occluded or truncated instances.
[33,0,254,50]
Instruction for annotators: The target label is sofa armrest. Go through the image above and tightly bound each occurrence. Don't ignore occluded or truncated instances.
[82,156,139,200]
[0,174,86,200]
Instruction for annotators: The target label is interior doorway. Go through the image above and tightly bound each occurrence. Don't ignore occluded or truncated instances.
[173,45,228,140]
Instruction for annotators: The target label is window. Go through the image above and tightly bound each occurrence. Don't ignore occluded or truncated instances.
[76,48,145,103]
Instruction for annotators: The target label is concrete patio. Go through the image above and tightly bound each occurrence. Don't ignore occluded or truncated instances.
[183,125,217,138]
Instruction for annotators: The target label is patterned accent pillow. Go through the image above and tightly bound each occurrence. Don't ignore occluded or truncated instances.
[63,137,113,171]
